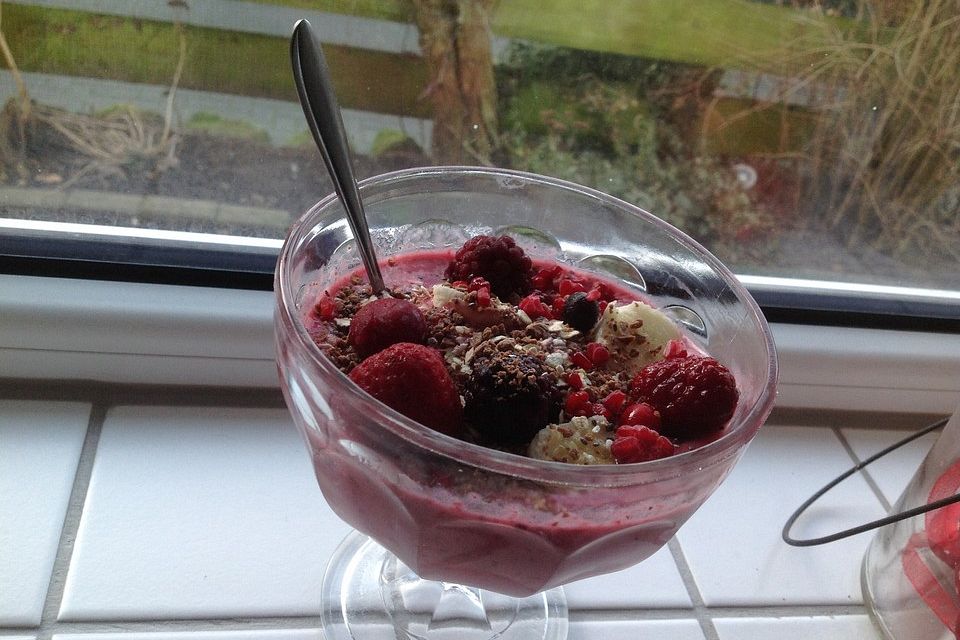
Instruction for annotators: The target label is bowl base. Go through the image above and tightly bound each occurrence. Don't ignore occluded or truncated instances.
[321,530,568,639]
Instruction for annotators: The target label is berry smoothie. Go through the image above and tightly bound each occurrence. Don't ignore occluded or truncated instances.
[296,235,741,595]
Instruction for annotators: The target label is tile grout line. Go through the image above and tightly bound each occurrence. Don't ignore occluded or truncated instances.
[832,427,893,512]
[668,537,720,640]
[36,402,108,640]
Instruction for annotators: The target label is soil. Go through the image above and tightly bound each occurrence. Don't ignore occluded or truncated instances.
[4,113,957,292]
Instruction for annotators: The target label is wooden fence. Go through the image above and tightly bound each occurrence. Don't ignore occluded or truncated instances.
[2,0,851,152]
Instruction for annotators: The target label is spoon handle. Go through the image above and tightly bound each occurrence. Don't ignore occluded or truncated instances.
[291,18,385,293]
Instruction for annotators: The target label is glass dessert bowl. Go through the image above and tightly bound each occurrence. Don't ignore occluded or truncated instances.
[274,167,778,639]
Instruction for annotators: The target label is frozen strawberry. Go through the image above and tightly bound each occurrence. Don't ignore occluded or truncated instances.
[445,235,533,299]
[348,343,462,436]
[629,355,738,439]
[348,297,427,358]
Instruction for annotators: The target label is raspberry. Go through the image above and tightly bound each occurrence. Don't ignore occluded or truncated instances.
[348,297,427,358]
[464,347,557,446]
[562,292,600,332]
[610,425,675,464]
[629,356,738,439]
[445,235,533,300]
[348,343,462,436]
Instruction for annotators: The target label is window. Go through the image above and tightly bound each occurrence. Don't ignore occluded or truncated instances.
[0,0,957,324]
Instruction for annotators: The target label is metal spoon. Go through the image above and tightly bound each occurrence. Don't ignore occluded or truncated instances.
[290,18,386,293]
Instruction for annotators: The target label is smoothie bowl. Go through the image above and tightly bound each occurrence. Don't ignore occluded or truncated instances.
[274,167,777,632]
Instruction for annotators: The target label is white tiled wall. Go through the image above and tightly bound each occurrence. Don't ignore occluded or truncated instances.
[0,401,90,626]
[5,392,940,639]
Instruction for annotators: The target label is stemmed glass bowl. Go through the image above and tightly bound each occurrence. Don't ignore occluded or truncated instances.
[274,166,778,639]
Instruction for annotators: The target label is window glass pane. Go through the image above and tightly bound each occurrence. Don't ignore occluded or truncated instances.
[1,0,956,295]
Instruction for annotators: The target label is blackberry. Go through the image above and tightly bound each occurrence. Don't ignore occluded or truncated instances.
[463,344,557,446]
[445,235,533,300]
[562,292,600,332]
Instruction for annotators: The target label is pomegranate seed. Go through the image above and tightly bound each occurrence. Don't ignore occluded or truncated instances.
[594,282,615,301]
[602,390,627,416]
[585,288,602,302]
[519,294,552,319]
[598,300,609,315]
[620,403,661,429]
[570,351,594,370]
[468,276,491,292]
[565,371,584,390]
[664,339,688,359]
[586,342,610,365]
[564,390,591,416]
[551,295,567,316]
[451,280,468,289]
[558,278,586,296]
[316,296,336,320]
[531,267,558,290]
[476,286,491,307]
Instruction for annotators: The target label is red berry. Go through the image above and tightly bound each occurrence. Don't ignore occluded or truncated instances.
[445,235,533,299]
[610,425,675,464]
[585,342,610,365]
[349,343,462,436]
[564,390,591,416]
[664,340,688,359]
[565,371,584,390]
[558,278,586,296]
[629,356,739,439]
[593,282,616,302]
[519,294,553,320]
[570,351,594,370]
[314,295,336,320]
[475,286,492,308]
[551,295,567,316]
[591,402,610,419]
[467,276,490,292]
[602,390,628,416]
[620,402,661,430]
[532,266,561,290]
[348,297,427,358]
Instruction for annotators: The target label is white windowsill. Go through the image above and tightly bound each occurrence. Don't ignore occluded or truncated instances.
[1,273,958,414]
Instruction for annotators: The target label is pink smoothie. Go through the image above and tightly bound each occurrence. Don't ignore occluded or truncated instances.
[299,250,732,596]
